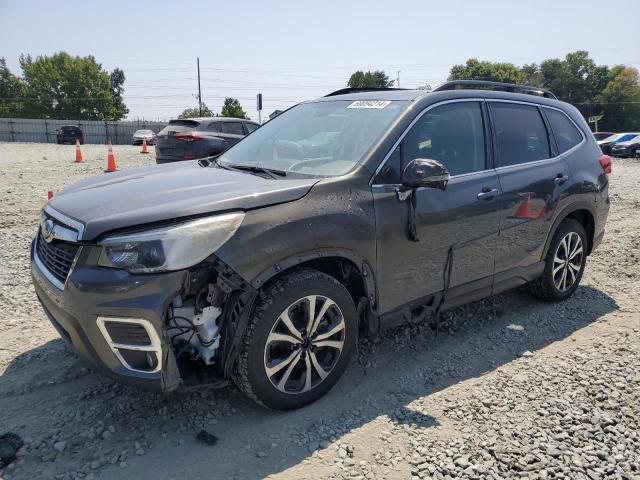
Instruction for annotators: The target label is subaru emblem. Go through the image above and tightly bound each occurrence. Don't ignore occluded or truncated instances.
[41,219,55,243]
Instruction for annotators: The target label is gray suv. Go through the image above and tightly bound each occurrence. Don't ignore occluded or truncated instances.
[31,81,610,410]
[155,117,260,163]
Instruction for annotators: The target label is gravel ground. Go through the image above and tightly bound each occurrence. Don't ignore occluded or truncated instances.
[0,142,638,480]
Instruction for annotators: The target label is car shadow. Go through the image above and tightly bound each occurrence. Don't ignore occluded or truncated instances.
[0,285,618,479]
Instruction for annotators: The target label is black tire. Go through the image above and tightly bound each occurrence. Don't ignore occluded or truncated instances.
[529,219,587,301]
[233,269,357,410]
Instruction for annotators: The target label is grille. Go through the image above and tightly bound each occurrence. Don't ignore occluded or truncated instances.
[36,232,79,284]
[103,321,151,346]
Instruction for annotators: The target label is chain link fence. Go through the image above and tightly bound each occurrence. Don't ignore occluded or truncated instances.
[0,118,169,144]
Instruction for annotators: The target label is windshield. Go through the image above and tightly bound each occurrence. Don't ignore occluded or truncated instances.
[134,130,153,135]
[217,100,407,177]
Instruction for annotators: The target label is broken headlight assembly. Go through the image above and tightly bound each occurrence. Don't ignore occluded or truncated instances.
[98,213,244,273]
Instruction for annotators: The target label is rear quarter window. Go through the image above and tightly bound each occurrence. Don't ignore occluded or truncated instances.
[545,108,583,153]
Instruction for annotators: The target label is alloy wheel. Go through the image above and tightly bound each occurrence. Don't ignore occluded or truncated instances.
[264,295,345,394]
[553,231,583,292]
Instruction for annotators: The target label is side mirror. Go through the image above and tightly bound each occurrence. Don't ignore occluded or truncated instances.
[402,158,450,190]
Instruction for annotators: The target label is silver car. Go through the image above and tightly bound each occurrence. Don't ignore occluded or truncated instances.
[132,129,156,146]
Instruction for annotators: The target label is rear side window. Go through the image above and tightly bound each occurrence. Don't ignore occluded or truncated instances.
[545,108,583,153]
[491,103,551,167]
[245,123,259,133]
[208,122,222,133]
[221,122,244,135]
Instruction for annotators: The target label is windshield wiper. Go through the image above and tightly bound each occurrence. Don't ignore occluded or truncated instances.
[223,163,287,179]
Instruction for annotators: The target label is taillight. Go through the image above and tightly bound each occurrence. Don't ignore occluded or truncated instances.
[598,155,612,175]
[175,133,202,142]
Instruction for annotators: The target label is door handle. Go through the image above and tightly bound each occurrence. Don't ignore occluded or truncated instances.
[477,187,499,201]
[554,174,569,185]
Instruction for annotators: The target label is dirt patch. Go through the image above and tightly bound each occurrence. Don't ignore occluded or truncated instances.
[0,143,638,480]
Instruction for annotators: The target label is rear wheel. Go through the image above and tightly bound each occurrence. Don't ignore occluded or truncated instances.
[530,219,587,301]
[233,269,357,410]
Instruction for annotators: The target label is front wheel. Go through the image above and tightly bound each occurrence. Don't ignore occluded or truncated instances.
[233,269,357,410]
[530,219,587,301]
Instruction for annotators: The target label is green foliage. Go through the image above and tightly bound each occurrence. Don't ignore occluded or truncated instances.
[17,52,128,120]
[448,52,640,131]
[0,57,25,117]
[598,66,640,131]
[347,70,394,88]
[220,97,247,118]
[448,59,523,84]
[178,103,214,119]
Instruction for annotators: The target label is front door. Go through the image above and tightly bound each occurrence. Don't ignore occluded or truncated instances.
[372,100,502,315]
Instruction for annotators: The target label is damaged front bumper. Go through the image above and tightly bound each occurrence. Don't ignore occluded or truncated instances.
[30,237,255,393]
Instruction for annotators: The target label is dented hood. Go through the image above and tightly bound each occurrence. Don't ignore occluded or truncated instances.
[48,161,318,240]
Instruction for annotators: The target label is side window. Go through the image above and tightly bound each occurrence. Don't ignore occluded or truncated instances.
[545,108,583,153]
[402,101,486,177]
[208,122,221,133]
[221,122,245,135]
[491,103,551,167]
[245,123,259,133]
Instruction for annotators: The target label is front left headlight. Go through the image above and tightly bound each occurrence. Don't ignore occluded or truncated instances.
[98,213,244,273]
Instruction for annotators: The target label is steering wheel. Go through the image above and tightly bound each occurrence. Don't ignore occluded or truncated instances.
[289,157,332,172]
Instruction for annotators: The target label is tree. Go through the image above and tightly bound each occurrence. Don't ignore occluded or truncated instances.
[448,59,523,84]
[18,52,128,120]
[347,70,394,88]
[538,51,609,109]
[178,103,214,119]
[597,66,640,131]
[220,97,246,118]
[0,57,24,117]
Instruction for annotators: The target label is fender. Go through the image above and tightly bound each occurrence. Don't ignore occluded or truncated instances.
[250,248,378,309]
[542,200,596,258]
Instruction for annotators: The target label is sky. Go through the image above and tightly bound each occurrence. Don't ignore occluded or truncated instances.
[1,0,639,122]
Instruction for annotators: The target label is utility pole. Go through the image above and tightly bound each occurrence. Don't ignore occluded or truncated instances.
[397,70,401,88]
[197,57,202,116]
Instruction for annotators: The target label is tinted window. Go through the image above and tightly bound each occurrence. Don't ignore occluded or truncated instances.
[402,101,486,176]
[491,103,551,166]
[245,123,259,133]
[208,122,221,133]
[545,108,583,153]
[221,122,244,135]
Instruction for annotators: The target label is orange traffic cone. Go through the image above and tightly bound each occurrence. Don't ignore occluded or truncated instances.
[75,139,83,163]
[512,192,535,219]
[105,140,117,172]
[141,137,149,154]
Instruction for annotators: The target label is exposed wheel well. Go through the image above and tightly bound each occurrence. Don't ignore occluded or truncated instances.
[564,209,595,254]
[263,257,369,309]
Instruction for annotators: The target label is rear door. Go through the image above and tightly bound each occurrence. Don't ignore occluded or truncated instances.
[490,101,571,281]
[156,120,200,159]
[372,100,502,314]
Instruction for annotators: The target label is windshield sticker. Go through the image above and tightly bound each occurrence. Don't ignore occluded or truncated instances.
[347,100,392,109]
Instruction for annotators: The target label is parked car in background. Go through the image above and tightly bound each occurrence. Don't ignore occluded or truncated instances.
[56,125,84,145]
[155,117,260,164]
[132,129,156,146]
[31,81,610,410]
[598,133,639,155]
[611,135,640,157]
[592,131,614,141]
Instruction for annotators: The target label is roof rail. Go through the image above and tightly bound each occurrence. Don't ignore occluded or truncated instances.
[325,87,408,97]
[432,80,558,100]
